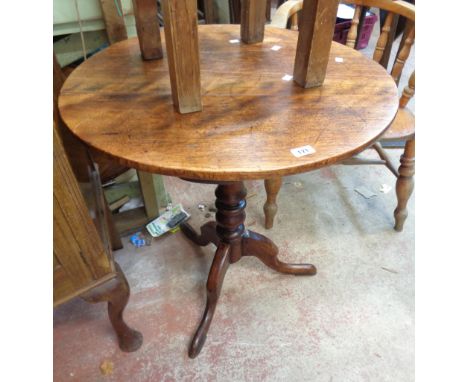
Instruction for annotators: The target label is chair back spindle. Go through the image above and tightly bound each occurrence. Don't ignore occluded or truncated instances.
[390,23,415,82]
[373,12,394,62]
[399,71,415,108]
[346,5,362,48]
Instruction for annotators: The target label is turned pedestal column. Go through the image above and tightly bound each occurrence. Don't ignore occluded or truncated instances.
[181,181,316,358]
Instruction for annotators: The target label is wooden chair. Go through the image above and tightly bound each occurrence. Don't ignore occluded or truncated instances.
[229,0,273,23]
[264,0,415,232]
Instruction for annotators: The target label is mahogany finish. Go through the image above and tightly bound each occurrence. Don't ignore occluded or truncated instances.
[181,182,315,357]
[59,25,398,182]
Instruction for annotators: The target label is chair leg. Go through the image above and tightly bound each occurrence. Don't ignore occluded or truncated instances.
[394,138,415,231]
[263,177,282,229]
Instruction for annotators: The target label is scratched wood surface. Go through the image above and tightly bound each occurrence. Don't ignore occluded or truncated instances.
[59,25,398,181]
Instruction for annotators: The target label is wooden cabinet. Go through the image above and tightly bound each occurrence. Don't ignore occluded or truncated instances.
[53,124,142,352]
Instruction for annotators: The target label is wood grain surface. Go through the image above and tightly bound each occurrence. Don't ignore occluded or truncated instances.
[59,25,398,181]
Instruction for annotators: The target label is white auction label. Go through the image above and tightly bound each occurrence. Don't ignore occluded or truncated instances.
[290,145,316,158]
[271,45,282,51]
[282,74,293,81]
[229,39,240,44]
[335,57,344,63]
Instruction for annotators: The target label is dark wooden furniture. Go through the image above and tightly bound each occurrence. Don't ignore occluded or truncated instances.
[59,25,398,357]
[229,0,272,24]
[54,123,142,352]
[265,0,415,231]
[132,0,163,60]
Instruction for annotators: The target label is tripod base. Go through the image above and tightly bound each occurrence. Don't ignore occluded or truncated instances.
[181,181,316,358]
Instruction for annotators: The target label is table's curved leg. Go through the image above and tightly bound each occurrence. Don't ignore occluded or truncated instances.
[189,242,230,358]
[184,180,317,358]
[243,230,317,275]
[181,221,219,246]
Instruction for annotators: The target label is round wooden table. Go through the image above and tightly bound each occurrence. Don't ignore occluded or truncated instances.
[59,25,398,358]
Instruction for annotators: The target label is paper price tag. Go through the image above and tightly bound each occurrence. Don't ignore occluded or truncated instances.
[290,145,316,158]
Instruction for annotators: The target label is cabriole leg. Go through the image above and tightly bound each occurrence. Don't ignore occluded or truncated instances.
[81,263,143,352]
[188,243,230,358]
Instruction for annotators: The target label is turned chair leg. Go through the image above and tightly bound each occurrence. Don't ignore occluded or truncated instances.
[394,137,415,231]
[263,177,282,229]
[81,262,143,352]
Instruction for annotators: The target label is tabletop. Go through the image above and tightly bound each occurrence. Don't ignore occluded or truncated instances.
[59,24,398,181]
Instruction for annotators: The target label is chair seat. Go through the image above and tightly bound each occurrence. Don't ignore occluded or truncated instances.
[381,108,415,141]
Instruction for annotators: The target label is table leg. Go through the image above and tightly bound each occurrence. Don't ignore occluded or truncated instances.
[180,221,219,247]
[189,242,230,358]
[243,230,316,275]
[181,181,316,358]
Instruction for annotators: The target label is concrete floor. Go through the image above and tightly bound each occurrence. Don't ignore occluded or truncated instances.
[54,148,414,381]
